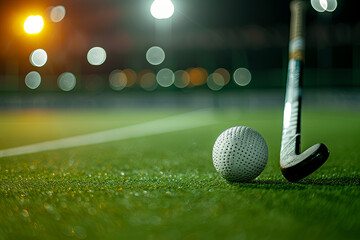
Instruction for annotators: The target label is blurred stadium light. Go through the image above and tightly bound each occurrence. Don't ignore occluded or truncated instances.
[311,0,337,13]
[123,69,137,87]
[207,73,224,91]
[187,68,208,87]
[233,68,252,87]
[174,70,190,88]
[24,15,44,34]
[87,47,107,66]
[109,70,127,91]
[150,0,175,19]
[25,71,41,89]
[156,68,175,87]
[49,5,66,23]
[139,70,157,91]
[58,72,76,91]
[146,46,166,65]
[29,49,47,67]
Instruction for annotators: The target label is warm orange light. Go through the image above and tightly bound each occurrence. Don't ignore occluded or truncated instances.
[123,69,137,87]
[187,67,208,86]
[138,69,157,91]
[24,15,44,34]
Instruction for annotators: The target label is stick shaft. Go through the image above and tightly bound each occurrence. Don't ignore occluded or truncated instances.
[281,1,307,155]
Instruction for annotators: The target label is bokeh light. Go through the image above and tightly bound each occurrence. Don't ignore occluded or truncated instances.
[311,0,337,12]
[207,73,225,91]
[174,70,190,88]
[150,0,175,19]
[214,68,230,86]
[320,0,328,10]
[87,47,107,66]
[24,15,44,34]
[187,68,208,87]
[25,71,41,89]
[311,0,326,12]
[326,0,338,12]
[50,6,66,23]
[123,69,137,87]
[139,70,157,91]
[233,68,252,86]
[156,68,175,87]
[29,49,47,67]
[109,70,127,91]
[146,46,165,65]
[58,72,76,91]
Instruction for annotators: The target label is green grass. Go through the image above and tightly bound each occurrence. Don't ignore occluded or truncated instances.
[0,107,359,240]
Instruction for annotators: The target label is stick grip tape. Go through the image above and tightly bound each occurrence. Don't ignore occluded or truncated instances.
[289,0,307,61]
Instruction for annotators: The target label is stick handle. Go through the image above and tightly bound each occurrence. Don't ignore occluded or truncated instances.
[289,0,307,61]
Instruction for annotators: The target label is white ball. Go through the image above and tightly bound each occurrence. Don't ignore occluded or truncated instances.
[212,126,268,182]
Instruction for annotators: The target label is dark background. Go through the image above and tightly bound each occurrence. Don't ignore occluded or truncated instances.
[0,0,359,92]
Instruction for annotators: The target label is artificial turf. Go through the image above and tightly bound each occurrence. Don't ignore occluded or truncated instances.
[0,107,359,240]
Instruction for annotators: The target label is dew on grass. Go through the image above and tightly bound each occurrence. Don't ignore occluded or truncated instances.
[21,209,29,218]
[44,203,55,213]
[63,225,74,237]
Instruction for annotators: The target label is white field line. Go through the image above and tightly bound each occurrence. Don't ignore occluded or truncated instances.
[0,109,217,158]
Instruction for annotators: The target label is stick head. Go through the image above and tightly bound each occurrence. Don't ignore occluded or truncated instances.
[280,143,329,182]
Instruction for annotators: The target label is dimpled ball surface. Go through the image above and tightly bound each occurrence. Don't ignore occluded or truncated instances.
[212,126,268,182]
